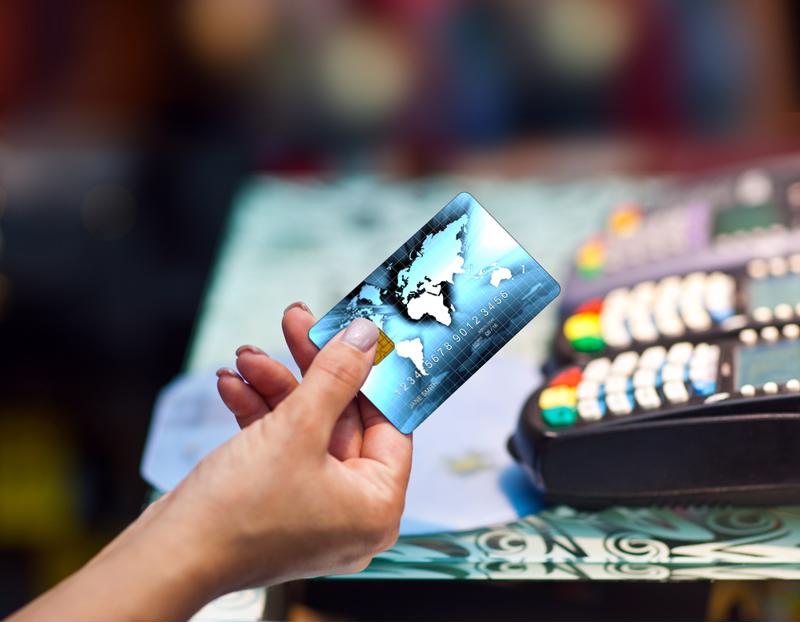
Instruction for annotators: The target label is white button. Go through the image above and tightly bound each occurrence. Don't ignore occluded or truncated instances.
[682,272,707,292]
[606,392,633,415]
[605,375,629,394]
[657,275,683,293]
[603,288,631,311]
[631,281,656,304]
[611,351,639,375]
[705,392,730,403]
[604,330,632,349]
[664,381,690,404]
[789,254,800,274]
[721,314,749,331]
[639,346,667,369]
[739,328,758,345]
[693,342,717,359]
[761,326,780,342]
[786,379,800,392]
[679,297,705,319]
[600,307,624,324]
[662,363,686,383]
[783,324,800,339]
[578,399,604,421]
[601,315,632,348]
[740,384,756,397]
[654,297,678,317]
[689,364,715,383]
[629,314,659,342]
[705,274,736,311]
[707,271,734,289]
[763,381,779,394]
[747,258,769,279]
[634,387,661,410]
[679,283,705,304]
[769,256,788,277]
[654,312,685,337]
[683,307,712,331]
[654,277,682,309]
[690,358,719,381]
[576,379,601,400]
[583,357,611,382]
[667,342,694,364]
[775,303,794,321]
[753,306,773,323]
[633,368,657,388]
[688,345,711,364]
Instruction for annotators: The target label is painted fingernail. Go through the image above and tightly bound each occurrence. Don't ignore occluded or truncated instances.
[216,367,240,379]
[236,344,267,357]
[284,301,311,315]
[342,318,379,352]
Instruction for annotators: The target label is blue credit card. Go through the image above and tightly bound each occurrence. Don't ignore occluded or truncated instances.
[308,192,560,433]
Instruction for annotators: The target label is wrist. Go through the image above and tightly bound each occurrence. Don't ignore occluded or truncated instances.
[10,495,230,621]
[90,494,232,619]
[133,494,232,606]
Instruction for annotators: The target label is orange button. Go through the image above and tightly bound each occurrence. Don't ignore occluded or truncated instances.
[608,202,643,236]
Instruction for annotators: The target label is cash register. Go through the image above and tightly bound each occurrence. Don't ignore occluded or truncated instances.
[510,158,800,507]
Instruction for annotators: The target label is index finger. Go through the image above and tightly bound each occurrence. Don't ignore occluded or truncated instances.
[281,302,318,375]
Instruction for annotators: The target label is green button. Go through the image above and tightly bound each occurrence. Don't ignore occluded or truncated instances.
[577,265,603,280]
[542,406,578,427]
[571,335,606,353]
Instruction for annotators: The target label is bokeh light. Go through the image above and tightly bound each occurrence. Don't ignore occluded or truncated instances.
[81,185,138,242]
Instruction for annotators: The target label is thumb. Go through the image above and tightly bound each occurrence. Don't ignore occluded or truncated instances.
[280,318,379,444]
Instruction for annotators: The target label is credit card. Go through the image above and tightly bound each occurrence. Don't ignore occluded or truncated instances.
[308,192,560,433]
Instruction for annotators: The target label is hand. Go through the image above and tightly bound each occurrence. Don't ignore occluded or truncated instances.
[11,304,412,621]
[172,305,412,592]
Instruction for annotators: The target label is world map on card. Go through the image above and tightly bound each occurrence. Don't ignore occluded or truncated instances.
[309,192,560,433]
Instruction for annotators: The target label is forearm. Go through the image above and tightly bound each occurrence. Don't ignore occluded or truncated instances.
[9,497,223,621]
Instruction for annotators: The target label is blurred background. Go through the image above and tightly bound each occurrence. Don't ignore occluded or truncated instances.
[0,0,799,615]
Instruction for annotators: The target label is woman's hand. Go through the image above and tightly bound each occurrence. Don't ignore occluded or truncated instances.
[190,305,413,590]
[11,304,412,621]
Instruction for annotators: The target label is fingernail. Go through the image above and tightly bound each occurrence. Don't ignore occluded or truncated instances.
[216,367,240,379]
[342,318,379,352]
[284,301,311,315]
[236,344,267,357]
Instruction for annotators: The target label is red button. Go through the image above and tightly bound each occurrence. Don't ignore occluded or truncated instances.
[575,298,603,315]
[549,366,582,388]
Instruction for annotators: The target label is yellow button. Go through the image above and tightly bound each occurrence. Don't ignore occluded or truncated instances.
[564,312,601,342]
[539,386,577,410]
[576,239,605,269]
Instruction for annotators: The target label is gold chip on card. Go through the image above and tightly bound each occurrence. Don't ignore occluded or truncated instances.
[373,329,395,365]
